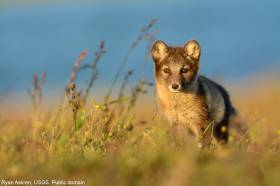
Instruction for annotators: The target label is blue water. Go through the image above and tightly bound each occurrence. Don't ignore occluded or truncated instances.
[0,0,280,95]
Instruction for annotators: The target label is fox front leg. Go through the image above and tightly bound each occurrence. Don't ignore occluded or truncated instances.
[191,124,212,148]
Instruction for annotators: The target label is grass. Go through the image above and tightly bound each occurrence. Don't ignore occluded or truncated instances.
[0,20,280,186]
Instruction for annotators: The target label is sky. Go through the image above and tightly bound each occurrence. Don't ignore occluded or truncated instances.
[0,0,280,102]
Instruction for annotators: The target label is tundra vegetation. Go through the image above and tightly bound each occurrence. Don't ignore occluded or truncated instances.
[0,20,279,186]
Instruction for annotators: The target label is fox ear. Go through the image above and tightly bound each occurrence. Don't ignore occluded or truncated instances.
[184,40,201,61]
[151,40,169,63]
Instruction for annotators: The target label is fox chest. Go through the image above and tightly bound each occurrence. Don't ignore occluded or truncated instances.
[157,94,208,128]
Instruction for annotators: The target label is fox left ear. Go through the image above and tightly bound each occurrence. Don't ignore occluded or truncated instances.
[184,40,201,61]
[151,40,169,63]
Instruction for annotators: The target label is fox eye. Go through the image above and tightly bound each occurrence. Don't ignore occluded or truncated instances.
[180,68,189,74]
[163,68,170,74]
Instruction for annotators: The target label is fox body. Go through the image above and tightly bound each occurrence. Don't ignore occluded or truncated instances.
[151,40,235,145]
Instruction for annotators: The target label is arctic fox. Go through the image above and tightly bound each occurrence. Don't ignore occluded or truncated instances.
[151,40,236,146]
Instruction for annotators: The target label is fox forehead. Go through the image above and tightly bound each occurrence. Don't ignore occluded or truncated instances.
[156,47,197,69]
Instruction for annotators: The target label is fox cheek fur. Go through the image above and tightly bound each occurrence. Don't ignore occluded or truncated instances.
[151,39,236,146]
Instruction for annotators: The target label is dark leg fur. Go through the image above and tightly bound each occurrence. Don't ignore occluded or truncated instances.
[198,77,236,144]
[214,118,229,143]
[207,78,236,143]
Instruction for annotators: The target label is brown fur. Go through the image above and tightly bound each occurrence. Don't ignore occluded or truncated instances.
[156,78,212,145]
[151,40,222,146]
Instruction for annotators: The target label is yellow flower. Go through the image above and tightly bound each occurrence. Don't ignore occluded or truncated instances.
[221,126,227,133]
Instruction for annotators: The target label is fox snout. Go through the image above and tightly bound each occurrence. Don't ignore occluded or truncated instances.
[168,78,192,93]
[168,76,183,92]
[171,83,180,90]
[169,83,181,92]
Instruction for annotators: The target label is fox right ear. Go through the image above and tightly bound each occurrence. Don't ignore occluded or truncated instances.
[184,40,201,61]
[151,40,169,63]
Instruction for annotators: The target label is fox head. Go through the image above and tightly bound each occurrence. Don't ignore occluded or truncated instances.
[151,40,201,93]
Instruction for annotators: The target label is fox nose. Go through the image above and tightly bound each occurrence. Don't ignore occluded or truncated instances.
[171,83,180,90]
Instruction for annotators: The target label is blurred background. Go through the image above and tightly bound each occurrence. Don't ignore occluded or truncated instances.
[0,0,280,106]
